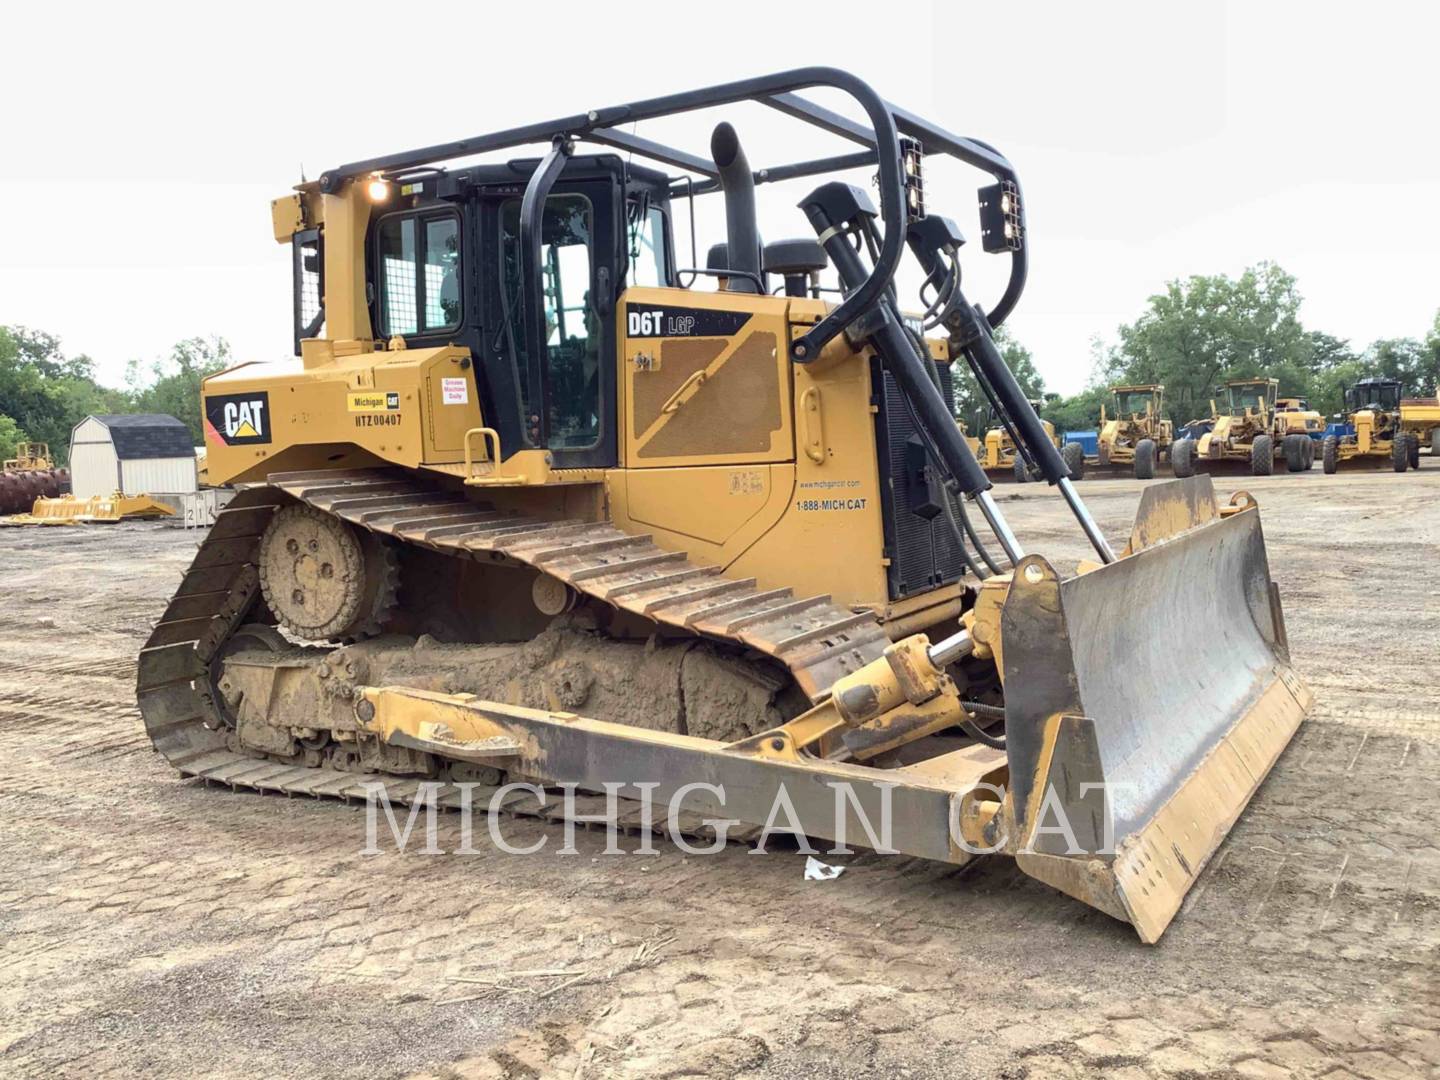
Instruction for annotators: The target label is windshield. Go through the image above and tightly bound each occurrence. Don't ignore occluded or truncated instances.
[1112,390,1156,416]
[1226,384,1271,415]
[1353,382,1402,410]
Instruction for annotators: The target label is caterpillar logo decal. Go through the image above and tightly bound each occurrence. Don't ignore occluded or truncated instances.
[205,391,271,446]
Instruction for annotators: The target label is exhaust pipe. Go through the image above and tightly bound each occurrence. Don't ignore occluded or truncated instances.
[710,122,760,293]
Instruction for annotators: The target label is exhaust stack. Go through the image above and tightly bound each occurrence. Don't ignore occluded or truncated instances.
[710,122,760,293]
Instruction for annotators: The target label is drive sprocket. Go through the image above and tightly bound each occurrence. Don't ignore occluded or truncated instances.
[257,504,398,642]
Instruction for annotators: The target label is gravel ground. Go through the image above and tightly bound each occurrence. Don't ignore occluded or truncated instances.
[1,465,1437,1079]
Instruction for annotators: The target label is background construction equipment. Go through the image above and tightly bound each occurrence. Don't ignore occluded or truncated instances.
[1096,384,1171,479]
[0,442,69,515]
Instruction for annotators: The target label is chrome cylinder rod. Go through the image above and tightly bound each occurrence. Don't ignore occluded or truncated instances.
[974,490,1024,567]
[1058,477,1117,563]
[927,629,975,669]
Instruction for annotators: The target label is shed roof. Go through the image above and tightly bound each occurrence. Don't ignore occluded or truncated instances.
[83,414,196,461]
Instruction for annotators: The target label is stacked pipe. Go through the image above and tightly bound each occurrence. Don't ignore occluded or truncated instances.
[0,468,69,514]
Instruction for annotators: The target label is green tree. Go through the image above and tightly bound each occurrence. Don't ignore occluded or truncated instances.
[1042,386,1108,434]
[0,414,29,459]
[949,326,1045,434]
[128,336,232,445]
[1361,336,1437,397]
[1100,262,1313,420]
[0,326,128,464]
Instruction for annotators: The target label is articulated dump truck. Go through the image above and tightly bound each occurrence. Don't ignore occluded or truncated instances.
[139,69,1311,942]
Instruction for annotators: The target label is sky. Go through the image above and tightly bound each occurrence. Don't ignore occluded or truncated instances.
[1,1,1435,395]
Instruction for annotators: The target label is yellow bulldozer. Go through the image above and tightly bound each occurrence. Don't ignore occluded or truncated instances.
[1096,384,1171,479]
[140,70,1310,942]
[1172,377,1322,477]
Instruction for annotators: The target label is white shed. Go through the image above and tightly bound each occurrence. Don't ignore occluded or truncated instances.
[69,414,199,501]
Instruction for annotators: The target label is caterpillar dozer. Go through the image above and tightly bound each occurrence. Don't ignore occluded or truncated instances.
[1096,385,1171,479]
[139,69,1310,943]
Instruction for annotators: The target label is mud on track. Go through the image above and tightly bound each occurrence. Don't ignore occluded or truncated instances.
[1,468,1437,1078]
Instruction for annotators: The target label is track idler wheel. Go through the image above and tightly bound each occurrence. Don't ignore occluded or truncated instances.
[258,504,398,642]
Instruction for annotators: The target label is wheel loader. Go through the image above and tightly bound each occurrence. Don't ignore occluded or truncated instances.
[1321,377,1421,473]
[969,402,1084,482]
[1096,384,1170,479]
[139,69,1310,943]
[1172,377,1319,477]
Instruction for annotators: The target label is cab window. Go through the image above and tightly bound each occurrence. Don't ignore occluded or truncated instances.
[626,202,668,288]
[378,212,461,337]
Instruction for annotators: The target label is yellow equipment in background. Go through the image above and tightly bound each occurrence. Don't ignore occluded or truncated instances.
[2,492,175,526]
[1400,393,1440,461]
[137,70,1310,942]
[0,441,70,515]
[1322,377,1422,473]
[972,401,1085,482]
[1097,385,1171,479]
[1173,377,1319,477]
[3,442,53,472]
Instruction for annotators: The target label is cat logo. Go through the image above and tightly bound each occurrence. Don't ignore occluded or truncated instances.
[204,391,272,446]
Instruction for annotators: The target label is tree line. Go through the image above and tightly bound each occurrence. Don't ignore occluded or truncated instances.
[5,260,1438,464]
[953,262,1440,435]
[0,327,231,465]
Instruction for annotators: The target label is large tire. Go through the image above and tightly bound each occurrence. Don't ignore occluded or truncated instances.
[1171,437,1196,478]
[1012,455,1030,483]
[1134,438,1157,480]
[1322,434,1338,474]
[1251,434,1274,476]
[1392,434,1409,473]
[1283,434,1306,472]
[1062,441,1085,481]
[1408,433,1420,470]
[1302,436,1315,470]
[1432,429,1440,458]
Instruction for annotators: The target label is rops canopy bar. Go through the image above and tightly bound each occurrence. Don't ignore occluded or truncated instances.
[318,67,1027,347]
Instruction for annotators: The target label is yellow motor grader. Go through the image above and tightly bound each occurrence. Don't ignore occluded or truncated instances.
[969,401,1084,482]
[1321,377,1422,473]
[1096,384,1170,479]
[140,69,1310,943]
[1172,378,1320,477]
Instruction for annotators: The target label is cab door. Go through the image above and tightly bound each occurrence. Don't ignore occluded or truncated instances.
[488,176,620,470]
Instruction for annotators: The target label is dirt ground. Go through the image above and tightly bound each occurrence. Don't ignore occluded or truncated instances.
[1,467,1437,1079]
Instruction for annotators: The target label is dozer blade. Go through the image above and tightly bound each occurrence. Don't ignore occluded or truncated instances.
[22,493,174,523]
[998,476,1312,942]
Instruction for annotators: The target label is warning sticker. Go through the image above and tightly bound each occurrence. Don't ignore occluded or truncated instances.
[442,377,469,405]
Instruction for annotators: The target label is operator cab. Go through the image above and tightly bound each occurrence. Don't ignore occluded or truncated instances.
[1111,386,1160,417]
[1347,377,1403,413]
[1224,379,1277,416]
[354,155,676,470]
